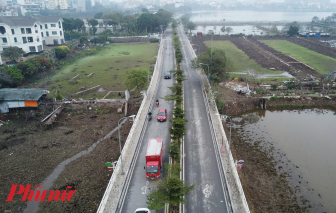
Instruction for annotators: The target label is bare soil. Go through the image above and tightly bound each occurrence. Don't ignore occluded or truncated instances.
[219,83,336,212]
[192,36,331,80]
[0,102,139,213]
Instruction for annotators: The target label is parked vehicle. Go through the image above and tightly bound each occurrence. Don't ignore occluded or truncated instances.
[134,208,151,213]
[145,138,163,180]
[157,109,167,122]
[164,72,171,79]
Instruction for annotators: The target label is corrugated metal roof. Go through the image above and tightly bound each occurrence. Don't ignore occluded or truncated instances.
[0,88,49,101]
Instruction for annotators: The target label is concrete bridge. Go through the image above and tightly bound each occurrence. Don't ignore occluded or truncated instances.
[192,21,310,26]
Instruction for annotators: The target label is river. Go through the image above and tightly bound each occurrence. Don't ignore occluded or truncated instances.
[189,10,334,22]
[233,109,336,212]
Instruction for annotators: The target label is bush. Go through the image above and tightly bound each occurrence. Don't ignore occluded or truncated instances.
[55,46,71,59]
[149,38,160,43]
[56,91,63,100]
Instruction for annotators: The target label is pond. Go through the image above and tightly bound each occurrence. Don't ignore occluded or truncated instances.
[233,109,336,212]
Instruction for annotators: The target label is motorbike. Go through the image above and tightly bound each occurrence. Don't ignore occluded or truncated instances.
[156,101,159,107]
[148,112,152,121]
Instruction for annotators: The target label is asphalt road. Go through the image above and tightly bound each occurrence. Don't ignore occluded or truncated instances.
[178,27,229,212]
[120,26,175,213]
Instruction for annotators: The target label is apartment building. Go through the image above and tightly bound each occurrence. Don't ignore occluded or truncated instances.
[34,16,65,45]
[0,16,64,58]
[48,0,68,9]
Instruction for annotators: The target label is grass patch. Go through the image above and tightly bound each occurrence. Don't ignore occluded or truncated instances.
[44,43,157,99]
[204,40,282,74]
[259,40,336,74]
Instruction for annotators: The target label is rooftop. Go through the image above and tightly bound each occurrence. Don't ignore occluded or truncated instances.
[0,16,61,27]
[0,88,49,101]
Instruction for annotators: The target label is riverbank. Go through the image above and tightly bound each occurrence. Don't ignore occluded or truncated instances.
[220,83,336,212]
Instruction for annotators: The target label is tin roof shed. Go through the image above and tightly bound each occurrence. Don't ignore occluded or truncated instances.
[0,88,49,101]
[0,88,49,113]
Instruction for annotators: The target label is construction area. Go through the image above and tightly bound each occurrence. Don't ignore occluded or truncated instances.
[0,95,142,212]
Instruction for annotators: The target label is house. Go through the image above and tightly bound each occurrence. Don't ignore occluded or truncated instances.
[0,16,64,64]
[33,16,65,45]
[0,88,49,113]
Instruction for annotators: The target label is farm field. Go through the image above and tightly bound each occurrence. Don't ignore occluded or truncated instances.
[204,40,283,74]
[259,40,336,74]
[41,43,157,99]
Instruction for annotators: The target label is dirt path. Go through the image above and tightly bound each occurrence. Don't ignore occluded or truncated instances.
[0,103,139,213]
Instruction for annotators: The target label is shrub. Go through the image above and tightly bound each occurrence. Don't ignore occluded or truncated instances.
[55,91,63,100]
[55,46,71,59]
[270,96,277,101]
[150,38,160,43]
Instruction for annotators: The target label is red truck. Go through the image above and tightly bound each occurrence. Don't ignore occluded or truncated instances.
[145,138,163,180]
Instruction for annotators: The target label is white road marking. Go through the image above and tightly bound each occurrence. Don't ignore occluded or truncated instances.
[141,181,149,195]
[203,184,212,198]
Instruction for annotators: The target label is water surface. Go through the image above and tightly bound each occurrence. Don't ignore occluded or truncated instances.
[233,109,336,212]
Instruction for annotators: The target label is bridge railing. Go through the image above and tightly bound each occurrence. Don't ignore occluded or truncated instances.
[181,25,250,213]
[97,35,165,213]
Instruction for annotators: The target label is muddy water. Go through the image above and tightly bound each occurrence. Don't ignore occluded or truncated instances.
[233,109,336,212]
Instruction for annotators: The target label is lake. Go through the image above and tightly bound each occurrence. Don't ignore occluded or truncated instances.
[233,109,336,212]
[189,10,333,22]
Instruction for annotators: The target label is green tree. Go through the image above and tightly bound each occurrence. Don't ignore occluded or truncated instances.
[94,12,103,19]
[124,68,148,90]
[186,21,197,33]
[74,18,84,31]
[220,26,226,35]
[2,46,25,62]
[4,66,24,86]
[137,13,158,33]
[55,46,70,59]
[0,68,14,87]
[226,27,233,34]
[312,16,319,23]
[192,48,233,82]
[180,14,190,26]
[146,163,194,211]
[287,25,299,36]
[88,18,98,27]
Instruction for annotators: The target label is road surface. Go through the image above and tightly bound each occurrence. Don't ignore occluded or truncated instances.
[120,26,175,213]
[179,26,229,212]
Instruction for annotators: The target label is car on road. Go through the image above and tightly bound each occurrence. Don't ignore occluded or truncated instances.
[134,208,151,213]
[164,71,171,79]
[157,109,167,122]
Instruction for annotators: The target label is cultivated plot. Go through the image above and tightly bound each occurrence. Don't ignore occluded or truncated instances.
[204,40,282,74]
[259,40,336,74]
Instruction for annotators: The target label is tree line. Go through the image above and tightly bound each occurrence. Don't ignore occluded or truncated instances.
[62,9,173,37]
[146,19,194,211]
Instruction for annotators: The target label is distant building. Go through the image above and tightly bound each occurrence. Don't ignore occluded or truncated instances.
[48,0,68,9]
[0,88,49,113]
[0,16,64,64]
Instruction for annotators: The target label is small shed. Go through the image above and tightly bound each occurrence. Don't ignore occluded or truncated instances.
[0,88,49,113]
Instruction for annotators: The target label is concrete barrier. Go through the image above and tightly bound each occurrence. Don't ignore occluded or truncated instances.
[97,35,165,213]
[181,25,250,213]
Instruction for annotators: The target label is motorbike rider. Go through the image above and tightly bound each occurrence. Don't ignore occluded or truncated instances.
[156,99,159,106]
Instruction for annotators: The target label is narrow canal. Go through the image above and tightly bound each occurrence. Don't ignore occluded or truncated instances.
[233,109,336,212]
